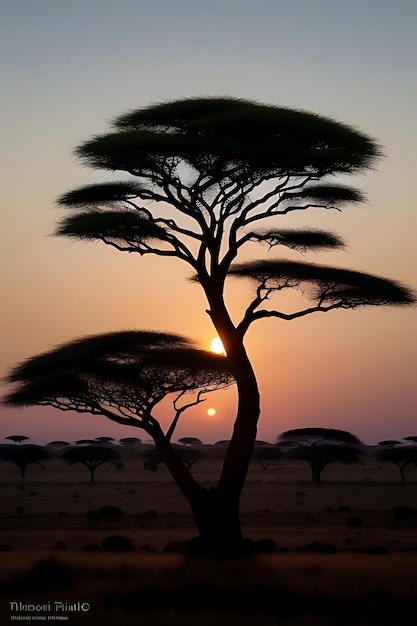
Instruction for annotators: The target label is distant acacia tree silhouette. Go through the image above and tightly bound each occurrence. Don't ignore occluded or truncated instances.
[278,428,362,483]
[143,445,204,471]
[403,436,417,445]
[177,447,205,469]
[375,442,417,480]
[3,97,414,556]
[0,444,49,478]
[142,447,161,472]
[119,437,142,445]
[5,435,29,444]
[178,437,203,446]
[61,445,121,482]
[253,443,283,471]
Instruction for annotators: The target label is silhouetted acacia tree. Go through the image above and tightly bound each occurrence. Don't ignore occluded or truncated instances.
[143,445,204,471]
[142,447,161,472]
[178,437,203,446]
[119,437,142,445]
[278,428,362,483]
[5,435,29,444]
[177,447,205,469]
[0,444,49,478]
[375,444,417,480]
[403,436,417,445]
[61,445,120,482]
[253,443,283,471]
[4,331,232,484]
[75,439,96,445]
[4,97,414,556]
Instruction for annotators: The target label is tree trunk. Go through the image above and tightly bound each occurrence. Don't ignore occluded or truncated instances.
[152,429,248,556]
[145,279,261,557]
[311,464,322,483]
[89,466,95,482]
[189,487,248,557]
[204,282,261,508]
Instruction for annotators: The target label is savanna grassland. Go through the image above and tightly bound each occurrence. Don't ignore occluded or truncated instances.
[1,450,417,625]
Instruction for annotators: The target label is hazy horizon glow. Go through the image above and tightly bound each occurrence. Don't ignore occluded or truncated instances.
[1,1,416,447]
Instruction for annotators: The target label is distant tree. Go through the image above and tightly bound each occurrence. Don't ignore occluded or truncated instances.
[95,437,115,442]
[178,437,202,446]
[119,437,142,445]
[177,447,205,470]
[46,441,70,448]
[4,97,414,556]
[143,445,204,471]
[5,435,29,444]
[61,445,121,482]
[253,445,284,471]
[0,444,49,478]
[377,440,402,448]
[278,428,362,483]
[142,447,162,471]
[375,445,417,480]
[75,439,97,445]
[403,436,417,445]
[279,428,361,447]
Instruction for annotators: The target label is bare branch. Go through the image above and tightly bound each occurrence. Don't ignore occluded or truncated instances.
[166,390,207,441]
[245,302,354,331]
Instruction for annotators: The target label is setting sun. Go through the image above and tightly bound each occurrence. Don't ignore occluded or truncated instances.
[209,337,226,355]
[207,408,216,416]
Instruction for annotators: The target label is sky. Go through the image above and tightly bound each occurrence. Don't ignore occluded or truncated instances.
[1,0,416,446]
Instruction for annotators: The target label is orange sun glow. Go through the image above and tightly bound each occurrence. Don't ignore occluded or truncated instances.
[209,337,225,355]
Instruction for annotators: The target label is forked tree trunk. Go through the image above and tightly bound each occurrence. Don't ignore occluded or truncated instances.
[311,464,322,483]
[152,424,249,556]
[149,281,261,556]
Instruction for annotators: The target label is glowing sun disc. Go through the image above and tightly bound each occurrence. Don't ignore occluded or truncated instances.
[209,337,225,355]
[207,408,216,416]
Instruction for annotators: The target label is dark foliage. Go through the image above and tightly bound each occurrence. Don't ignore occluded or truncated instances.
[375,445,417,480]
[61,445,120,482]
[278,428,362,483]
[230,260,414,308]
[0,444,49,478]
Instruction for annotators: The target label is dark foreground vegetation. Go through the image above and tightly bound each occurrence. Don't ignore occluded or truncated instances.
[1,435,417,625]
[2,552,417,626]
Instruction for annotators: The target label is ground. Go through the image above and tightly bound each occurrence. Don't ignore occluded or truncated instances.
[1,454,417,624]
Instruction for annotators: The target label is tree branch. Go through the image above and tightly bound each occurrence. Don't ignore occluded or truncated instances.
[238,302,345,337]
[166,390,207,441]
[253,302,345,322]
